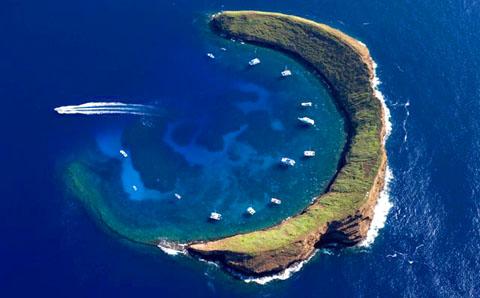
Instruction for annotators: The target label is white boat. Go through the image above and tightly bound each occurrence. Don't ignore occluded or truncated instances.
[246,207,256,215]
[119,149,128,158]
[304,150,316,157]
[248,58,261,66]
[210,212,222,221]
[281,157,296,167]
[301,102,313,107]
[132,185,138,191]
[270,198,282,205]
[174,193,182,200]
[220,47,227,51]
[298,116,315,126]
[206,52,215,59]
[281,68,292,77]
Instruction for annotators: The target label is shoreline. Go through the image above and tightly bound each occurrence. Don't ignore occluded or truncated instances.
[185,11,390,278]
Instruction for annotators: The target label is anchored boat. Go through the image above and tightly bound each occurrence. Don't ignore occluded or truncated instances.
[281,67,292,77]
[304,150,316,157]
[281,157,296,167]
[270,198,282,205]
[248,58,261,66]
[209,212,222,221]
[298,116,315,126]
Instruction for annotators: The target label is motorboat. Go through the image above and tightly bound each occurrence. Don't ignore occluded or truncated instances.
[301,102,313,107]
[174,193,182,200]
[206,52,215,59]
[246,207,256,215]
[281,157,296,167]
[248,58,261,66]
[119,149,128,158]
[298,116,315,126]
[210,212,222,221]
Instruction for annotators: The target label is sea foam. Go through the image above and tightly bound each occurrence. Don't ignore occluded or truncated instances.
[358,165,394,247]
[157,240,187,256]
[239,253,317,285]
[358,59,394,247]
[54,101,159,116]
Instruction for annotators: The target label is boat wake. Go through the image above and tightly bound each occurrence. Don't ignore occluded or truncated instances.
[402,100,410,146]
[54,102,160,116]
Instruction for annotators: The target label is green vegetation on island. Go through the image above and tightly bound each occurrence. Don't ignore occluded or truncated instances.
[187,11,387,275]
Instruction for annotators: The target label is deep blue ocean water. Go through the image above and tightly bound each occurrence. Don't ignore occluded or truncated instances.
[2,0,480,297]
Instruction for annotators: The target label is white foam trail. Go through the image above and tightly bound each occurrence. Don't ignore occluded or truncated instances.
[157,242,187,256]
[359,165,394,247]
[158,245,186,256]
[403,100,410,144]
[54,102,159,116]
[356,40,367,48]
[371,61,393,143]
[240,253,317,285]
[357,59,394,247]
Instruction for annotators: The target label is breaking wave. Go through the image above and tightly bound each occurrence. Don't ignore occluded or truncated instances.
[359,165,394,247]
[371,61,393,142]
[157,240,187,256]
[240,253,317,285]
[54,102,160,116]
[358,59,394,247]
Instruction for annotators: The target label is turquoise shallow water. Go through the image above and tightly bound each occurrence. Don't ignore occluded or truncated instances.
[72,23,346,241]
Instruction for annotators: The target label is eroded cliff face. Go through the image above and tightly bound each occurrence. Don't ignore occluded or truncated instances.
[319,149,387,247]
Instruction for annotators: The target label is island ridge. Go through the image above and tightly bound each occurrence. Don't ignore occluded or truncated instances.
[186,11,388,276]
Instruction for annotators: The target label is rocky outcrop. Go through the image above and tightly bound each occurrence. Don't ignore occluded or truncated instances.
[318,150,387,247]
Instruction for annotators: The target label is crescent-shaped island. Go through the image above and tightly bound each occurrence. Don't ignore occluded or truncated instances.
[184,11,388,277]
[63,10,388,279]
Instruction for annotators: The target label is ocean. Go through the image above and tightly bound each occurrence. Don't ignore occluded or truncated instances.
[1,0,480,297]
